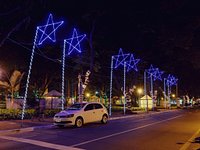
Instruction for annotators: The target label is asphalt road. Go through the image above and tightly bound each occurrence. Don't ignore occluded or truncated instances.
[0,109,200,150]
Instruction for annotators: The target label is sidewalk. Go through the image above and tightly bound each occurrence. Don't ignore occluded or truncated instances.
[0,109,178,134]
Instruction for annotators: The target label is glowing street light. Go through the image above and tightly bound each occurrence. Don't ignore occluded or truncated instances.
[86,93,90,98]
[137,88,143,95]
[172,94,175,98]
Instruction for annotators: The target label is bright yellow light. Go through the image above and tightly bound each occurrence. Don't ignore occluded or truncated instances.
[172,94,175,98]
[137,88,143,95]
[86,93,90,97]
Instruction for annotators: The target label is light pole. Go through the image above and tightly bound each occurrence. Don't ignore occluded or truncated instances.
[164,78,167,109]
[123,62,126,115]
[137,87,143,109]
[144,70,148,112]
[109,56,114,116]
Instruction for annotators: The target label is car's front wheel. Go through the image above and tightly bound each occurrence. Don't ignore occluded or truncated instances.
[101,114,108,124]
[75,117,83,127]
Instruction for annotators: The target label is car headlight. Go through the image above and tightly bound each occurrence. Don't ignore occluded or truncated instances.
[66,114,74,118]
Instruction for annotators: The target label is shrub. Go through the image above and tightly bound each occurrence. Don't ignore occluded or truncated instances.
[0,109,35,120]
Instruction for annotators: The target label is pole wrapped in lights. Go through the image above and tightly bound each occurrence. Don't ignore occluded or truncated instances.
[146,65,163,110]
[164,74,178,109]
[62,28,86,107]
[109,48,140,116]
[21,14,64,121]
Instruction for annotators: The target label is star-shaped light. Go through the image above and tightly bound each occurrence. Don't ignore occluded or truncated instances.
[65,28,86,55]
[167,75,178,86]
[36,14,64,45]
[167,74,173,86]
[153,69,164,81]
[171,76,178,85]
[147,65,157,78]
[127,54,140,72]
[113,48,130,68]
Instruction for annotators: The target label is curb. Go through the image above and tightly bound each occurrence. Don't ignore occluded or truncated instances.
[0,124,54,135]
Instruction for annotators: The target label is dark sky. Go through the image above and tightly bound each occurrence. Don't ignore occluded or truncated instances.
[0,0,200,97]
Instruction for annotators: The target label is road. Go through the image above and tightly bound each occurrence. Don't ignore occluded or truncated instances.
[0,109,200,150]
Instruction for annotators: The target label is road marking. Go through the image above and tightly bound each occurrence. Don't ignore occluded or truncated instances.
[71,115,183,147]
[0,135,84,150]
[179,127,200,150]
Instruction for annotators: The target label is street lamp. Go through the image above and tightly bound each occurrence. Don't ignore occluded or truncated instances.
[137,88,143,95]
[137,88,143,109]
[86,93,90,98]
[85,93,90,102]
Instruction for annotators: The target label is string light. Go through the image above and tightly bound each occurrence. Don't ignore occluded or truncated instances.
[21,14,63,120]
[113,48,130,68]
[153,69,164,81]
[147,65,163,81]
[167,74,178,86]
[62,28,86,105]
[127,54,140,72]
[37,14,64,45]
[64,28,86,55]
[110,48,140,116]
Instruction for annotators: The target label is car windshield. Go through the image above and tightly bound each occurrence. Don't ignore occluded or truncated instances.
[66,103,86,110]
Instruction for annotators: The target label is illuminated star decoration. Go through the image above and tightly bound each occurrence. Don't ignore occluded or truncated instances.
[171,76,178,85]
[36,13,64,45]
[147,65,157,79]
[153,69,164,81]
[65,28,86,55]
[127,54,140,72]
[167,75,178,86]
[113,48,130,68]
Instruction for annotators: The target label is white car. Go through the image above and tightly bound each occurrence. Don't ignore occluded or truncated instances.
[53,102,109,127]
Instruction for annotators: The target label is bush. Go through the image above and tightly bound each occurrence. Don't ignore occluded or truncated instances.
[44,109,61,117]
[0,109,35,120]
[0,108,65,120]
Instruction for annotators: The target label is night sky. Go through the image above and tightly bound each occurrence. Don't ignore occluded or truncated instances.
[0,0,200,97]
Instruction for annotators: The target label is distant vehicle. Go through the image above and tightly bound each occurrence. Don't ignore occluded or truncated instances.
[53,102,109,127]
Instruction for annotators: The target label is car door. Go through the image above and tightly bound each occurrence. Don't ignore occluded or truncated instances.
[83,104,95,123]
[93,103,104,121]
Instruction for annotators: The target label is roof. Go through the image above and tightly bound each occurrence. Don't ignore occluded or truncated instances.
[140,95,152,100]
[43,90,62,97]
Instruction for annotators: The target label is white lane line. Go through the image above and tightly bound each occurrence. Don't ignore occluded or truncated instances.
[0,135,84,150]
[179,127,200,150]
[71,115,183,147]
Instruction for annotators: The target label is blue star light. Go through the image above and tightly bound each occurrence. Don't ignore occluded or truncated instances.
[147,65,163,81]
[167,75,178,86]
[113,48,130,68]
[127,54,140,72]
[147,65,157,79]
[153,69,164,81]
[171,76,178,85]
[64,28,86,55]
[36,14,64,45]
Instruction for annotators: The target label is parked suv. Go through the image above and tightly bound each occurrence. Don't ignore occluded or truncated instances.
[53,102,109,127]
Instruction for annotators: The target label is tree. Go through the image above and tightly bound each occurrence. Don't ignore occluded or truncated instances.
[0,70,24,108]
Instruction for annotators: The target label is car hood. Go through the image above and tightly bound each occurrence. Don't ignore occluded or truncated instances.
[55,110,80,116]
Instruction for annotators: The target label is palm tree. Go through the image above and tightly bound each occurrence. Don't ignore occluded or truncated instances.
[0,70,24,108]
